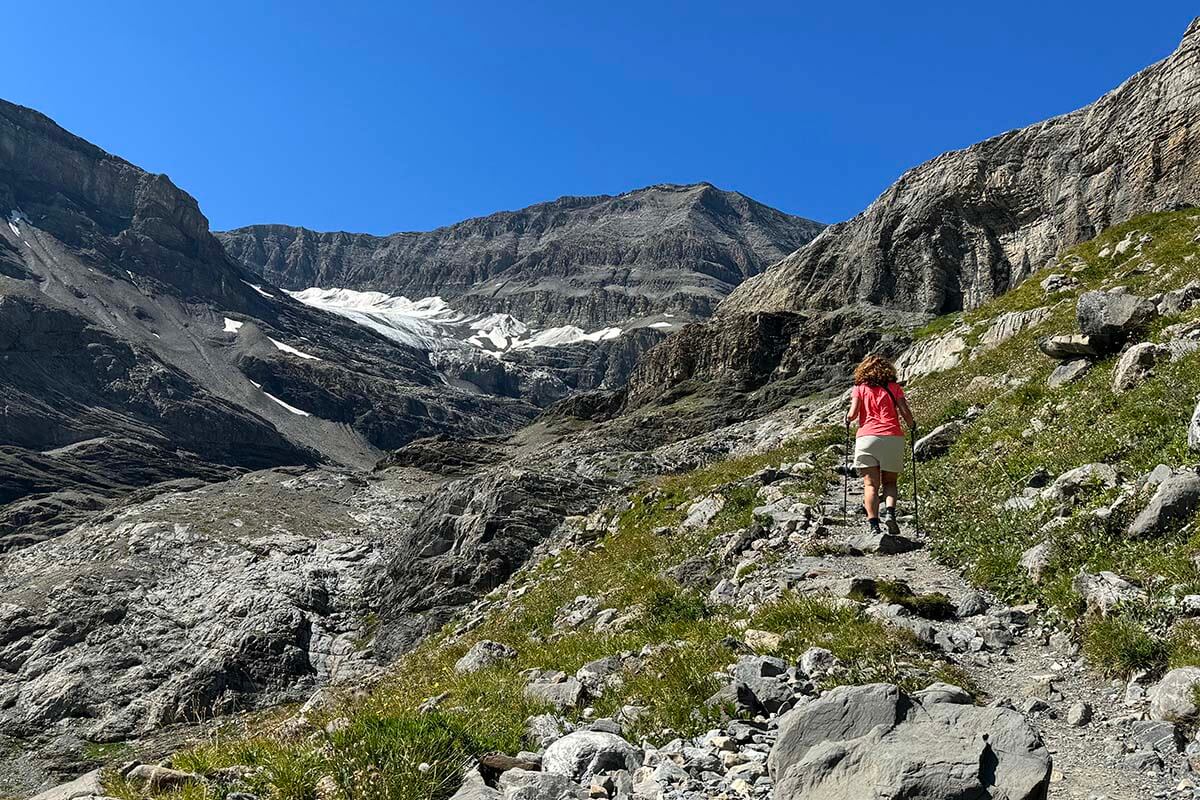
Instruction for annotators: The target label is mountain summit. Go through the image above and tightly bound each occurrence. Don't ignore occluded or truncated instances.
[219,183,824,328]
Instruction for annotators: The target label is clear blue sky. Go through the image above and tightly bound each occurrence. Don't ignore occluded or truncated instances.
[6,2,1197,234]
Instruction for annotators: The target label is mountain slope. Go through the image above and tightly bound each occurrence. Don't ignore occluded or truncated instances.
[0,99,535,548]
[624,17,1200,408]
[218,184,824,328]
[723,19,1200,317]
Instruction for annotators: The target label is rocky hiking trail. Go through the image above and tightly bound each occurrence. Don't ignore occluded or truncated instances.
[754,464,1188,800]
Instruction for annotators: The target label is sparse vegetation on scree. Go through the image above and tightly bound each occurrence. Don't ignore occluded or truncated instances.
[105,431,960,800]
[104,209,1200,798]
[910,209,1200,677]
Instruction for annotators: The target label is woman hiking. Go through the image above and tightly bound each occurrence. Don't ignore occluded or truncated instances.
[845,354,915,536]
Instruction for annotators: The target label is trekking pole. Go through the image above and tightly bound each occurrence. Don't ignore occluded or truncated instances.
[842,422,850,525]
[910,423,920,535]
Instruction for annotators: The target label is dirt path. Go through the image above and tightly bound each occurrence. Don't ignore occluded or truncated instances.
[751,472,1185,800]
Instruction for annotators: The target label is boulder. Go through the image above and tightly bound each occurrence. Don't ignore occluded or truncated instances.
[768,684,906,780]
[451,769,503,800]
[542,731,642,783]
[499,768,587,800]
[1038,334,1103,360]
[1073,570,1146,616]
[524,674,587,710]
[912,682,973,706]
[28,770,106,800]
[1127,471,1200,538]
[732,655,793,714]
[1077,290,1157,350]
[845,532,920,555]
[769,684,1050,800]
[895,333,968,381]
[912,421,965,461]
[455,640,518,674]
[1112,342,1166,393]
[799,647,840,678]
[1149,667,1200,722]
[682,495,725,529]
[123,766,203,793]
[1042,463,1118,503]
[1047,358,1091,387]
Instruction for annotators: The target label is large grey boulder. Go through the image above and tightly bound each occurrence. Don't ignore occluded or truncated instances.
[1149,667,1200,722]
[524,673,587,710]
[1077,290,1157,350]
[1127,471,1200,538]
[542,731,642,783]
[455,640,518,674]
[770,684,1050,800]
[1112,342,1166,393]
[913,421,965,461]
[768,684,906,780]
[732,655,793,714]
[498,768,586,800]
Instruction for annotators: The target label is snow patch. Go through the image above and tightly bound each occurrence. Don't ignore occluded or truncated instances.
[248,380,312,416]
[242,280,276,299]
[269,337,320,360]
[647,321,672,329]
[223,317,244,333]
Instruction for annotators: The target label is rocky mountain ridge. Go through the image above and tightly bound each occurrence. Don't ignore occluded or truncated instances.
[218,184,824,329]
[624,16,1200,407]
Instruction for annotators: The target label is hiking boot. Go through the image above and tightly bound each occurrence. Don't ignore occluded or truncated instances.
[868,518,882,534]
[883,507,901,537]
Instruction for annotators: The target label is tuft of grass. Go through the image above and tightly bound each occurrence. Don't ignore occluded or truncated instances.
[1083,615,1168,677]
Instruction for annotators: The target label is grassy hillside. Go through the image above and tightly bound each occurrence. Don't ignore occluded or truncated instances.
[908,210,1200,675]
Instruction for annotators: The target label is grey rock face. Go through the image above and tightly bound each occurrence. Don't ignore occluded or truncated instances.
[218,184,825,329]
[1127,471,1200,538]
[542,731,643,783]
[724,21,1200,319]
[770,684,1051,800]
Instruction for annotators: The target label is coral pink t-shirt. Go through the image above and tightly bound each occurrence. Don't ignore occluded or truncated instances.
[852,382,906,437]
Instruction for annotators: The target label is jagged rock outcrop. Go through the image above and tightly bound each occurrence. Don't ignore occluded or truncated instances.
[628,18,1200,406]
[723,19,1200,317]
[218,184,825,328]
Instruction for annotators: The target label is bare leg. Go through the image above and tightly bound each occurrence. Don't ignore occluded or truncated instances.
[882,471,899,512]
[860,467,881,520]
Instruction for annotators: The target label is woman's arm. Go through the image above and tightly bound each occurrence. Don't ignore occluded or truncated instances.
[898,395,916,429]
[845,390,860,426]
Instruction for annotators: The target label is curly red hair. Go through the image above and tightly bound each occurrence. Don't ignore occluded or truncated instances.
[854,354,898,387]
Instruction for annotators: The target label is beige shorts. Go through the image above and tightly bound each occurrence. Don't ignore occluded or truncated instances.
[853,435,906,474]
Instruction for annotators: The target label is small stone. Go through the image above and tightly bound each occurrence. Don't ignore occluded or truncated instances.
[1067,702,1092,727]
